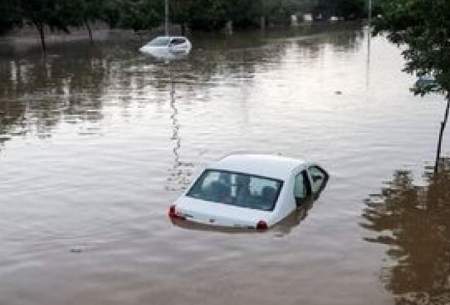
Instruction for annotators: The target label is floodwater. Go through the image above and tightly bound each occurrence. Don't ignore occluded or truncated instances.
[0,23,449,305]
[362,159,450,305]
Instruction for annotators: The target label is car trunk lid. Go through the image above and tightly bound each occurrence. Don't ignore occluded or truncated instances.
[173,197,272,228]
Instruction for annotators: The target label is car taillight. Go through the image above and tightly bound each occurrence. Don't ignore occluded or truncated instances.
[168,205,177,218]
[256,220,268,231]
[168,204,185,220]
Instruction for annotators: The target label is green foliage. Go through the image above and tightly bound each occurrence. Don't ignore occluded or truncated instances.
[102,0,122,28]
[314,0,366,19]
[171,0,193,26]
[78,0,105,25]
[18,0,81,51]
[20,0,73,33]
[262,0,301,24]
[118,0,163,32]
[226,0,262,28]
[184,0,228,31]
[0,0,369,39]
[375,0,450,96]
[0,0,21,33]
[336,0,365,18]
[174,0,263,30]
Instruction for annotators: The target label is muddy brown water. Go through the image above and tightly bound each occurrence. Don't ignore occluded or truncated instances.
[0,23,449,305]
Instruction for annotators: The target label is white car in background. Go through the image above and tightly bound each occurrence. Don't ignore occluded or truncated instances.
[169,154,329,230]
[139,36,192,59]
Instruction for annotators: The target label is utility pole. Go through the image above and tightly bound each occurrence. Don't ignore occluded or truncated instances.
[165,0,169,36]
[366,0,373,90]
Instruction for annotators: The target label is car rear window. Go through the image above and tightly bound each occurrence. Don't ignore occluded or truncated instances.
[148,37,170,46]
[187,170,283,211]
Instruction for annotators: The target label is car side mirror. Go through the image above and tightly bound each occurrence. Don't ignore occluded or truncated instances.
[296,196,313,206]
[312,191,321,201]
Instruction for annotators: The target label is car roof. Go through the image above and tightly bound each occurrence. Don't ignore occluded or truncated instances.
[209,154,307,180]
[155,36,187,39]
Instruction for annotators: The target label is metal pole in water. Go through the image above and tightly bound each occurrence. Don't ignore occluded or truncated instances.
[366,29,371,90]
[165,0,169,36]
[366,0,373,90]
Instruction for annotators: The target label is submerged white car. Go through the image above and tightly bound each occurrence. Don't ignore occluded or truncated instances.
[169,154,329,230]
[139,36,192,59]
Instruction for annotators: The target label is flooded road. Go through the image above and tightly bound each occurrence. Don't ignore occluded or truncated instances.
[0,23,449,305]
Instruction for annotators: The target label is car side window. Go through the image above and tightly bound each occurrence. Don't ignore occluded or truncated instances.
[308,166,328,194]
[294,170,311,204]
[171,38,185,45]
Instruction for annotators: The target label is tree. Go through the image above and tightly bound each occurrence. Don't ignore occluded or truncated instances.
[335,0,365,19]
[19,0,75,53]
[313,0,366,19]
[374,0,450,172]
[76,0,105,42]
[261,0,302,25]
[172,0,194,34]
[0,0,22,33]
[225,0,262,28]
[118,0,163,33]
[185,0,229,31]
[101,0,122,29]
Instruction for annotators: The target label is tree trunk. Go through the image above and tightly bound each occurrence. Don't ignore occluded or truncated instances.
[435,96,450,173]
[85,20,93,43]
[36,22,46,53]
[225,20,233,35]
[260,16,266,30]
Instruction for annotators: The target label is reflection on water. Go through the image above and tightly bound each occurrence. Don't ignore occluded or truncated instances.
[362,159,450,305]
[166,65,194,191]
[365,25,372,90]
[0,48,108,143]
[0,24,365,150]
[272,200,315,236]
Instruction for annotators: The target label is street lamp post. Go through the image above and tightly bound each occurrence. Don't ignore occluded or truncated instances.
[165,0,169,36]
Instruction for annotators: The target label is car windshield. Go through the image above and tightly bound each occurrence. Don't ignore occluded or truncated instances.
[147,37,170,46]
[187,170,283,211]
